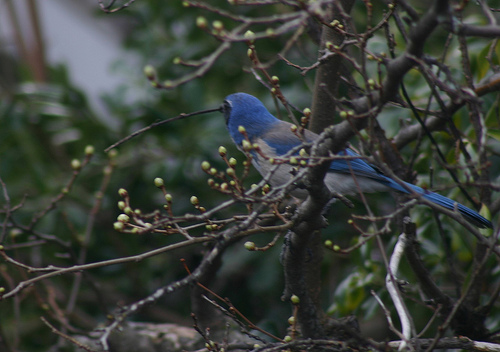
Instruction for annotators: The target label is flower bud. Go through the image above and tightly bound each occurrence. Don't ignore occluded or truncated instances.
[218,146,227,156]
[143,65,156,79]
[196,16,207,29]
[242,140,252,151]
[262,184,270,193]
[244,30,255,42]
[71,159,81,170]
[117,214,129,223]
[108,149,118,158]
[244,241,256,250]
[154,177,164,187]
[201,161,211,171]
[212,20,224,31]
[190,196,199,206]
[118,188,128,198]
[85,145,95,156]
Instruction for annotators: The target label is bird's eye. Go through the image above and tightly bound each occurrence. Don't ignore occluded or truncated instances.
[221,100,232,122]
[222,99,231,111]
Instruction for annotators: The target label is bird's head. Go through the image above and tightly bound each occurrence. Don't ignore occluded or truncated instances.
[221,93,279,146]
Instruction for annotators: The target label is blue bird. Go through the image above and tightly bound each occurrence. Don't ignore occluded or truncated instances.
[221,92,493,229]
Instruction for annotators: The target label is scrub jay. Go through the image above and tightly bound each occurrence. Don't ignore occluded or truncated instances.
[221,92,492,229]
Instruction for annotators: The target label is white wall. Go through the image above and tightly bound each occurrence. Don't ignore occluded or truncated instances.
[0,0,139,123]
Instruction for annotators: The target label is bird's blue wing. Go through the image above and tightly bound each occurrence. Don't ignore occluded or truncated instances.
[329,148,406,191]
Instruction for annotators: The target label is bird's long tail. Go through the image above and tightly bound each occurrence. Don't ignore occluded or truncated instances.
[383,177,492,229]
[419,190,492,228]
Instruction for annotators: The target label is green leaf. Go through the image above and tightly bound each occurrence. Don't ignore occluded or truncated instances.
[487,129,500,142]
